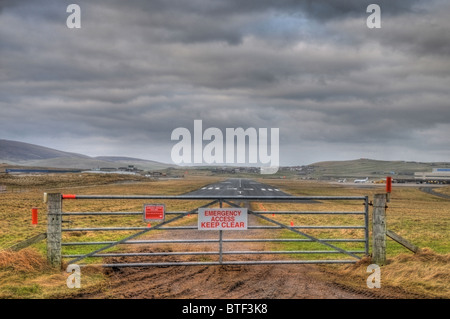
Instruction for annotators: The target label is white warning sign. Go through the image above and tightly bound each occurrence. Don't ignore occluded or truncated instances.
[198,208,248,230]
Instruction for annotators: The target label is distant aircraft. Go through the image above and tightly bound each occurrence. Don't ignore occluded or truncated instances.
[354,177,369,183]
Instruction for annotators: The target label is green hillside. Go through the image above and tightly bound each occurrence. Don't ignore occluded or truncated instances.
[306,159,450,179]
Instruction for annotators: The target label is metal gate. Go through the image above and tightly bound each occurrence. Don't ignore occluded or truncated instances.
[46,193,369,268]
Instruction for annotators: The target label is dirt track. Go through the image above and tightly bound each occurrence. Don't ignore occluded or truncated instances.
[75,250,423,299]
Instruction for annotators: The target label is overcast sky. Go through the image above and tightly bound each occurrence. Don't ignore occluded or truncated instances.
[1,0,449,166]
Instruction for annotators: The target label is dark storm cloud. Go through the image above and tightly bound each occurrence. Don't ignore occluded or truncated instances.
[381,3,450,57]
[0,0,26,11]
[109,0,421,20]
[102,0,424,47]
[0,0,449,164]
[324,1,450,59]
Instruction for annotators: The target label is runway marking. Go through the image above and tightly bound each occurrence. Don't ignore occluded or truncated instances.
[261,188,266,191]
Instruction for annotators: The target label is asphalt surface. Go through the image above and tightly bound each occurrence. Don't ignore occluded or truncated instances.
[419,187,450,200]
[183,178,291,197]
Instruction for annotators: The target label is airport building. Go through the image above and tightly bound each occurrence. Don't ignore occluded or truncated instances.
[414,168,450,184]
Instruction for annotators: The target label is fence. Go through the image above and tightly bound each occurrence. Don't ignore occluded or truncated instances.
[46,193,372,268]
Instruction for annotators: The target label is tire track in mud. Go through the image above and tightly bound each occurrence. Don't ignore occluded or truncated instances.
[77,259,374,299]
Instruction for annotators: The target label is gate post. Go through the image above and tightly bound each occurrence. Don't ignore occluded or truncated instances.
[47,193,62,268]
[372,193,387,266]
[219,200,223,264]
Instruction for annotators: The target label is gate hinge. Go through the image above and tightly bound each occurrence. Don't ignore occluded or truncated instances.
[365,202,389,209]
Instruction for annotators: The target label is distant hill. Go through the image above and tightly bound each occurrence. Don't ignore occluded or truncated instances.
[95,156,158,163]
[0,139,88,162]
[0,139,174,171]
[306,158,450,179]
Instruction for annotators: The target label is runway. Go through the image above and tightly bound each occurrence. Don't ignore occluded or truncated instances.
[184,178,290,197]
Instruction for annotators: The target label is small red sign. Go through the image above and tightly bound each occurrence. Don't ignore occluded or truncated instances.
[143,204,165,222]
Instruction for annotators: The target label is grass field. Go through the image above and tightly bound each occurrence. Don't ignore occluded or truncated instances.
[0,173,448,298]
